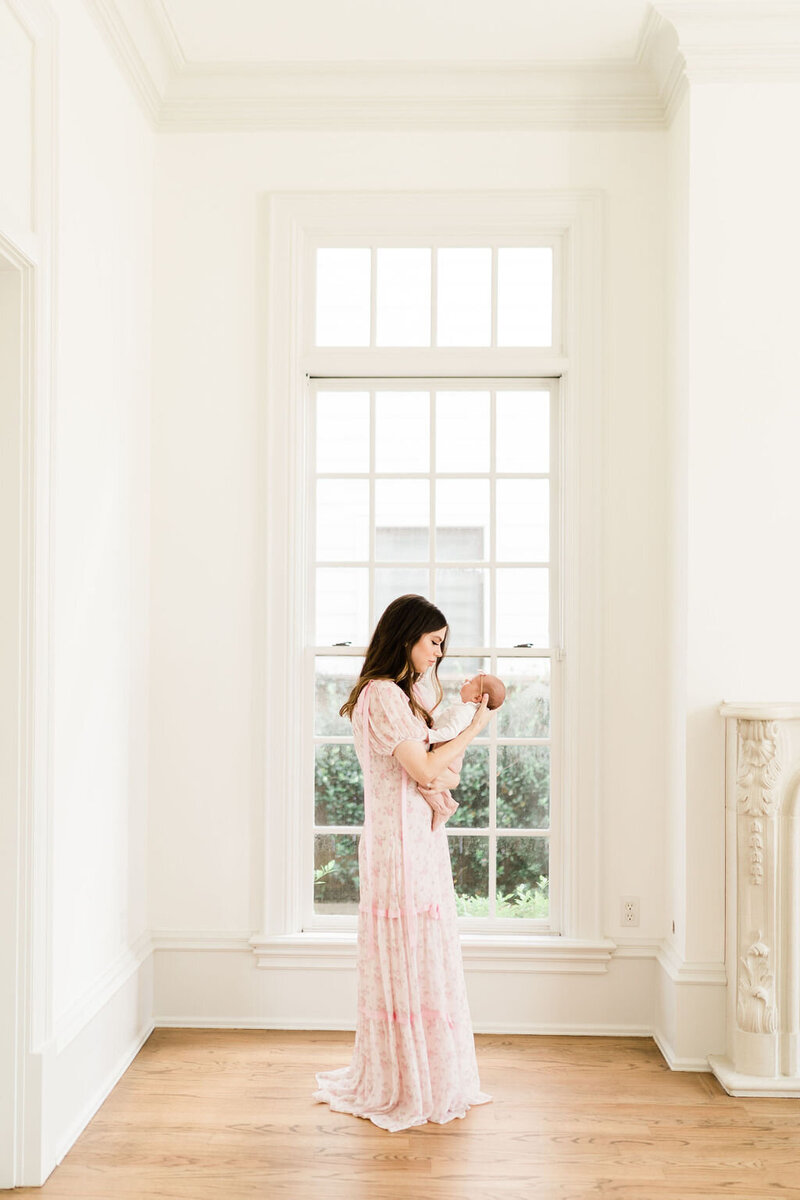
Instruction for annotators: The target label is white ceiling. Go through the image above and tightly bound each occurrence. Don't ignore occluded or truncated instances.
[157,0,652,64]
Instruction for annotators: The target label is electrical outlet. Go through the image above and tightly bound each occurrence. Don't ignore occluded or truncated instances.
[621,896,639,927]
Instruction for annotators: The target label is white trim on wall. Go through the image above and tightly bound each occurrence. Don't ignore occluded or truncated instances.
[250,188,608,970]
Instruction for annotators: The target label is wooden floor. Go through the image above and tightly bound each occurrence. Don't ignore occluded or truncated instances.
[11,1028,800,1199]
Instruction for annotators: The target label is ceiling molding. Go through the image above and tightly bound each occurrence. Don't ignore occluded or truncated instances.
[656,0,800,81]
[81,0,800,133]
[82,0,173,124]
[159,60,667,132]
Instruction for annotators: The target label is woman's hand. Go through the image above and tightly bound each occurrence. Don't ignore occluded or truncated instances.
[428,767,459,789]
[469,692,493,736]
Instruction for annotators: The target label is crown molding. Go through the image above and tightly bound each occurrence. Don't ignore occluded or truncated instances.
[654,0,800,81]
[638,4,690,126]
[81,0,800,133]
[157,60,667,131]
[81,0,175,126]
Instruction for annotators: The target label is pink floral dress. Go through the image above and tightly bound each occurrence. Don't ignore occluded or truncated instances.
[312,675,492,1132]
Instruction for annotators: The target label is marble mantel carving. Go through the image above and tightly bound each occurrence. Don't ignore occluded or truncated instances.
[709,702,800,1096]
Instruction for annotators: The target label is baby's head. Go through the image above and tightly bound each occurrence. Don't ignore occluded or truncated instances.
[460,672,506,710]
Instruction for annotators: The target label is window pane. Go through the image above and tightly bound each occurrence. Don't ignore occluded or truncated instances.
[436,391,490,473]
[446,743,489,829]
[496,836,549,918]
[495,656,551,738]
[314,833,360,915]
[497,746,550,829]
[376,248,431,346]
[375,391,429,473]
[450,835,489,913]
[375,479,429,561]
[497,247,553,347]
[375,569,429,622]
[496,479,549,562]
[496,391,550,474]
[316,391,369,473]
[436,248,491,346]
[316,248,370,346]
[436,568,489,645]
[316,567,369,645]
[436,479,489,561]
[316,479,369,561]
[496,567,548,646]
[315,745,364,826]
[315,656,361,735]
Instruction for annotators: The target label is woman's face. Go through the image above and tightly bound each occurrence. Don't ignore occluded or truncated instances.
[410,626,447,675]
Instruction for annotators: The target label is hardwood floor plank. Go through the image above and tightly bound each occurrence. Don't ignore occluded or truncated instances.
[8,1030,800,1200]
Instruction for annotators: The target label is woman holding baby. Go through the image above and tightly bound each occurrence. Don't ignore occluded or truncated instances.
[312,593,502,1132]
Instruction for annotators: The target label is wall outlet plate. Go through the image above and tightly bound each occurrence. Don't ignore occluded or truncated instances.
[621,896,639,927]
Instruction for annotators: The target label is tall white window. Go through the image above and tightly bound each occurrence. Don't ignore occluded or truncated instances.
[308,244,561,935]
[255,190,604,961]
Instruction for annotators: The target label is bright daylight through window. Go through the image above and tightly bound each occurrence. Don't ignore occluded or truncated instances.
[310,244,558,931]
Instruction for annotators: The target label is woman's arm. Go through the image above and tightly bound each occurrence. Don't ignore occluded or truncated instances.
[429,745,465,791]
[417,766,459,803]
[393,724,475,787]
[429,766,460,789]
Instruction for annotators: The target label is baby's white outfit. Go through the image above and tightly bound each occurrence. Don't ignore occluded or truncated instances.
[427,698,479,744]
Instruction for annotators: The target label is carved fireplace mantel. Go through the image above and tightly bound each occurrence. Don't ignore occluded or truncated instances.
[709,702,800,1096]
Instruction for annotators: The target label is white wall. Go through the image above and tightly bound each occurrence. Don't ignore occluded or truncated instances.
[683,81,800,965]
[27,0,153,1177]
[50,0,152,1020]
[150,132,670,962]
[659,79,800,1062]
[1,0,155,1181]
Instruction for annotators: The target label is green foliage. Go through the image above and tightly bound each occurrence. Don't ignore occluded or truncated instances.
[454,875,549,918]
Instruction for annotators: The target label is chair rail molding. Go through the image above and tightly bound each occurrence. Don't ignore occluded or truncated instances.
[709,700,800,1096]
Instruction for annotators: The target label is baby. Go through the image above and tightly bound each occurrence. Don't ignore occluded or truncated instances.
[424,672,507,831]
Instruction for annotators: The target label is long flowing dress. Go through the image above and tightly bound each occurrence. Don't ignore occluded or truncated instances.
[312,673,492,1132]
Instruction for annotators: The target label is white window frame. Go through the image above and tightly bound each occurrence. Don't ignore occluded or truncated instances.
[250,190,612,972]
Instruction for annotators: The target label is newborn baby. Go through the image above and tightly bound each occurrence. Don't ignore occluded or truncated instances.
[426,672,507,831]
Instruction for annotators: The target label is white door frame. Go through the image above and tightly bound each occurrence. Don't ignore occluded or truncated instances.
[0,0,57,1185]
[0,231,40,1189]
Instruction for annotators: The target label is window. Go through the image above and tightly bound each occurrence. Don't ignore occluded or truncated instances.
[253,190,605,963]
[311,377,559,933]
[307,239,561,935]
[314,246,553,348]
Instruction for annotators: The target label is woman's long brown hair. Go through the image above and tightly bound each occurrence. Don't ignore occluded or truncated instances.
[339,594,448,726]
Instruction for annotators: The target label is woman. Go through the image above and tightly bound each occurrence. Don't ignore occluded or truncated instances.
[312,594,495,1131]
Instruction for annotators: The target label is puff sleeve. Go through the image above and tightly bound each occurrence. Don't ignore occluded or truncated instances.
[365,680,427,757]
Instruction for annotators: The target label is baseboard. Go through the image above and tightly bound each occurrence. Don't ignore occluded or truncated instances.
[154,1015,656,1036]
[652,1025,712,1071]
[52,928,153,1054]
[53,1017,155,1166]
[22,944,155,1187]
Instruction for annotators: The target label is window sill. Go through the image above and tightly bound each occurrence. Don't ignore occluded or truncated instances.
[248,931,620,973]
